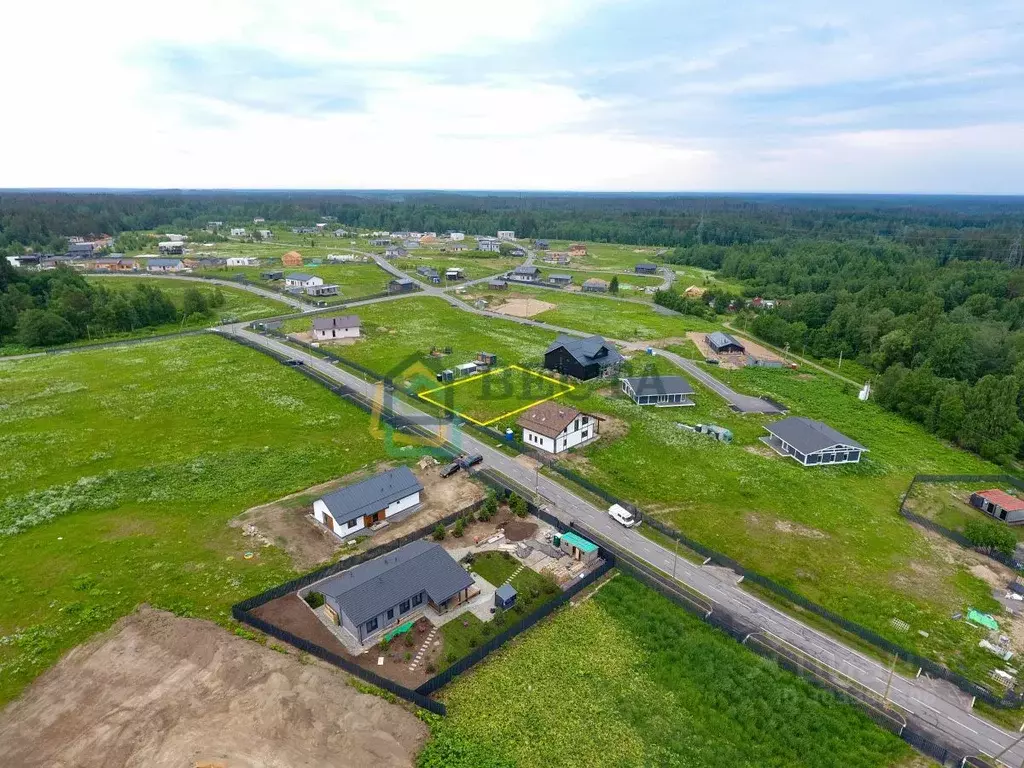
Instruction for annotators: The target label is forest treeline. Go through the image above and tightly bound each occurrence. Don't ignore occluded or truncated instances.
[0,260,225,348]
[666,239,1024,462]
[1,191,1020,259]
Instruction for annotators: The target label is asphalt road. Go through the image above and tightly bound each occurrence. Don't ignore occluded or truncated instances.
[652,347,786,414]
[86,272,314,312]
[226,324,1024,765]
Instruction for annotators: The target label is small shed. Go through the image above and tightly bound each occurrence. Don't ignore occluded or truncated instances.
[559,531,599,563]
[495,584,517,610]
[971,489,1024,523]
[477,352,497,366]
[488,279,508,290]
[455,362,479,377]
[438,369,455,383]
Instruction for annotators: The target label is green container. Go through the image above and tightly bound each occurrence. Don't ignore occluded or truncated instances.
[552,534,561,548]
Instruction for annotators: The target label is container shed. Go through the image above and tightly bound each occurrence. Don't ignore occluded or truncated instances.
[477,352,497,366]
[559,531,599,563]
[455,362,479,377]
[495,584,517,610]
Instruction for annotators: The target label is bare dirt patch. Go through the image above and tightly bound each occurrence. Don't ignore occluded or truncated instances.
[735,335,786,365]
[593,412,629,441]
[745,443,778,459]
[773,520,828,540]
[503,518,538,542]
[492,296,556,318]
[0,607,426,768]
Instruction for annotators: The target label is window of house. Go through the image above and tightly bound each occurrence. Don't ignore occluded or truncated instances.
[582,430,589,439]
[347,518,357,528]
[386,608,394,620]
[400,600,411,613]
[365,617,378,633]
[412,593,422,606]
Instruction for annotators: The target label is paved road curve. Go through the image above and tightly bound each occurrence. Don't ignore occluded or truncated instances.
[226,324,1023,766]
[86,272,315,312]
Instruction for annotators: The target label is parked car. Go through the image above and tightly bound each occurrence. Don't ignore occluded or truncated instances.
[457,453,483,469]
[440,462,461,478]
[283,359,305,367]
[608,503,640,528]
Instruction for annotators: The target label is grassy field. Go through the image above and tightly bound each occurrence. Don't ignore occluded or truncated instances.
[0,334,391,705]
[0,279,289,357]
[539,240,665,271]
[421,573,910,768]
[558,357,1005,682]
[419,366,573,425]
[193,262,392,303]
[400,254,520,282]
[671,264,746,294]
[540,270,665,300]
[905,480,1024,543]
[282,297,559,385]
[469,284,719,340]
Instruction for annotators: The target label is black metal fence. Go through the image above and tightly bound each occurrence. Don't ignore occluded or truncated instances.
[900,474,1024,570]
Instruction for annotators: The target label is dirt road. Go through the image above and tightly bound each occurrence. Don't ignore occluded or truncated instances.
[0,607,427,768]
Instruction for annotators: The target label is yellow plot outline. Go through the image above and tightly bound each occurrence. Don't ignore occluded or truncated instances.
[417,364,575,426]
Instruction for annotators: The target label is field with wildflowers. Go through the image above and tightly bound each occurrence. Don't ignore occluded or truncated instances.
[0,334,388,704]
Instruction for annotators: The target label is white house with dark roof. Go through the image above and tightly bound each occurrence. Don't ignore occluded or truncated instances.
[761,417,867,466]
[518,402,599,454]
[497,230,515,241]
[317,540,474,643]
[227,256,259,267]
[285,272,323,289]
[477,236,501,253]
[508,265,540,283]
[146,258,186,272]
[313,465,423,539]
[621,375,695,407]
[313,314,361,341]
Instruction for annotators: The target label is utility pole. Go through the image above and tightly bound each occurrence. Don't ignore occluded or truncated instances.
[882,654,897,710]
[672,536,679,580]
[988,729,1024,766]
[837,349,843,370]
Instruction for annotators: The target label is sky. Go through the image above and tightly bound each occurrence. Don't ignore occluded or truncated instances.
[3,0,1023,193]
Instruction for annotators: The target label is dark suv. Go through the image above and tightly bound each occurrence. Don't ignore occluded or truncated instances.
[440,462,461,478]
[457,453,483,469]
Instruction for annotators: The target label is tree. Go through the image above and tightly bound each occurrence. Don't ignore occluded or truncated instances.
[432,523,446,541]
[964,518,1017,559]
[480,491,498,521]
[609,275,620,294]
[16,309,76,347]
[182,287,208,318]
[509,493,527,518]
[453,517,466,537]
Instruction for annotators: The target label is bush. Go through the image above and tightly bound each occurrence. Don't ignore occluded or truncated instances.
[454,517,466,537]
[468,635,479,648]
[433,523,446,541]
[480,492,499,521]
[425,661,436,674]
[303,591,325,609]
[509,493,527,518]
[446,651,457,664]
[964,518,1017,558]
[379,637,391,652]
[405,632,415,647]
[405,651,412,661]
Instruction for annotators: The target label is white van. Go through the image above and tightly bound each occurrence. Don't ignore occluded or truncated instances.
[609,503,640,528]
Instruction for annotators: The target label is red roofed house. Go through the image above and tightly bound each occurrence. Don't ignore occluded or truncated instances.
[971,489,1024,524]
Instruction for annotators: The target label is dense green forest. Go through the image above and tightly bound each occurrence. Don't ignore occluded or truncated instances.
[0,260,225,348]
[1,191,1021,257]
[664,239,1024,463]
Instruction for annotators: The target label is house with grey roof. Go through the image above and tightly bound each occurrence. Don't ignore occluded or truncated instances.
[544,334,623,380]
[317,540,474,643]
[621,375,695,407]
[508,265,540,283]
[389,277,416,293]
[635,263,658,274]
[761,417,867,466]
[313,466,424,539]
[145,258,186,272]
[582,278,608,293]
[306,283,339,297]
[548,273,572,286]
[706,331,745,354]
[313,314,361,341]
[477,236,501,253]
[285,272,323,289]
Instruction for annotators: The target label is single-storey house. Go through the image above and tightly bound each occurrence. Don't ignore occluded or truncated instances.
[508,265,540,283]
[510,246,526,257]
[582,278,608,293]
[385,246,408,258]
[635,263,658,274]
[285,272,323,289]
[389,277,416,294]
[549,273,572,286]
[282,251,304,267]
[621,375,695,407]
[477,236,501,253]
[313,314,361,341]
[544,334,623,380]
[535,239,550,249]
[146,258,186,272]
[262,270,284,280]
[568,243,587,257]
[488,279,507,290]
[706,331,745,354]
[292,227,317,234]
[333,228,349,237]
[230,228,247,237]
[307,283,339,297]
[449,231,465,241]
[445,243,469,252]
[558,531,599,563]
[762,417,867,467]
[543,251,570,264]
[444,267,464,280]
[93,258,137,271]
[258,229,273,240]
[497,230,515,241]
[39,257,74,270]
[7,254,40,268]
[68,242,96,256]
[314,465,424,539]
[518,402,599,454]
[227,256,259,267]
[318,539,473,644]
[164,233,187,242]
[369,238,392,247]
[402,239,421,250]
[971,490,1024,524]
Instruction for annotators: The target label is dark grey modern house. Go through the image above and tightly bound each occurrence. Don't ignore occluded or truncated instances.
[706,331,745,354]
[313,466,423,538]
[635,263,658,274]
[318,540,475,643]
[761,417,867,466]
[620,375,695,406]
[544,334,624,380]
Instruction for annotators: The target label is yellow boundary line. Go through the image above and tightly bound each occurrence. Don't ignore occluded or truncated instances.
[416,364,575,426]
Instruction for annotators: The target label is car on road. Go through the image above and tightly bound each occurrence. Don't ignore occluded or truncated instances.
[283,359,305,366]
[609,503,640,528]
[456,453,483,469]
[440,462,461,478]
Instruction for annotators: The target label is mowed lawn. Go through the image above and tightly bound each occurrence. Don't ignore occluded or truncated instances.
[539,240,664,271]
[194,262,392,302]
[422,574,909,768]
[0,334,389,705]
[85,276,289,322]
[282,297,559,385]
[564,358,1004,682]
[399,254,521,281]
[420,366,573,425]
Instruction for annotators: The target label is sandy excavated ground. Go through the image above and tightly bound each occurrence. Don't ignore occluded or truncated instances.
[0,607,427,768]
[491,295,556,318]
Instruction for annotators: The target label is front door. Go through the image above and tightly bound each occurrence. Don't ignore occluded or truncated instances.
[323,513,334,532]
[363,510,385,527]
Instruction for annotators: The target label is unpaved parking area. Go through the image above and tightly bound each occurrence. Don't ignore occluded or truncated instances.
[491,295,556,318]
[0,607,427,768]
